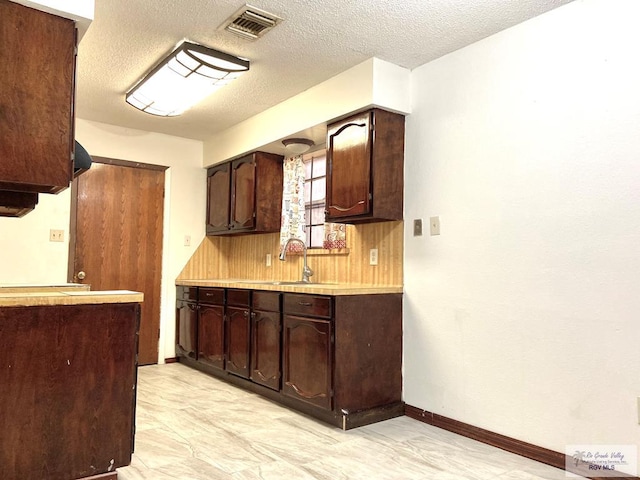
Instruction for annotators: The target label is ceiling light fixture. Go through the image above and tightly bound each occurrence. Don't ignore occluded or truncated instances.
[282,138,315,155]
[125,41,249,117]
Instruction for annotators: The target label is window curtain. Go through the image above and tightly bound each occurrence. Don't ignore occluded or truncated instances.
[323,222,347,249]
[280,155,305,253]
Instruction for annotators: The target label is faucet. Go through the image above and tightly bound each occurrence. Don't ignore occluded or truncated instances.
[279,238,314,283]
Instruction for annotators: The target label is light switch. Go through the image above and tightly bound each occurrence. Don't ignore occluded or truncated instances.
[430,216,441,236]
[49,229,64,242]
[413,219,423,236]
[184,235,191,247]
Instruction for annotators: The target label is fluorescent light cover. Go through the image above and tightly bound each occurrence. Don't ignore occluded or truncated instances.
[126,41,249,117]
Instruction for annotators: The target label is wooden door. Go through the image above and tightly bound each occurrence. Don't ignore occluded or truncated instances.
[230,155,256,231]
[69,160,165,365]
[282,315,333,410]
[206,163,230,234]
[198,304,225,369]
[326,111,372,219]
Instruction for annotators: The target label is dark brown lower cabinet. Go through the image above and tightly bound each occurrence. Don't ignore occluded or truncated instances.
[176,298,197,359]
[198,303,225,369]
[225,289,251,378]
[250,291,282,390]
[283,314,333,410]
[0,302,140,480]
[176,285,403,429]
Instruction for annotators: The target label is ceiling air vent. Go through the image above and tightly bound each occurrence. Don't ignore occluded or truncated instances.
[220,5,282,41]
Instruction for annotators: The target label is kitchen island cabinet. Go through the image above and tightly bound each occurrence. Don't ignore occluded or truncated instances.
[176,283,402,429]
[0,290,142,480]
[326,108,404,224]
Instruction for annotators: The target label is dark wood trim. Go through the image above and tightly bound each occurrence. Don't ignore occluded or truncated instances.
[405,405,639,480]
[164,357,179,364]
[91,156,168,171]
[67,175,79,282]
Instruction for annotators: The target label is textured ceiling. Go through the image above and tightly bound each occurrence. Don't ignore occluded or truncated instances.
[75,0,575,141]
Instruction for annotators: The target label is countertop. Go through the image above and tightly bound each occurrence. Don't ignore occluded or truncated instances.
[176,279,403,295]
[0,289,144,307]
[0,283,91,293]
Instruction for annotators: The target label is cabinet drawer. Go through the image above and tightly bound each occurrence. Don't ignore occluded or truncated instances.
[283,294,332,319]
[253,291,281,312]
[227,289,250,307]
[177,286,198,301]
[199,287,224,305]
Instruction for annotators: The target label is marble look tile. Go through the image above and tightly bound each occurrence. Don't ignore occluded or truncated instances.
[117,363,588,480]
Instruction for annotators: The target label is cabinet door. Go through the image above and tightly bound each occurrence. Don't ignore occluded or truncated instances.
[198,304,225,370]
[230,156,256,231]
[250,310,281,391]
[0,1,75,194]
[326,111,372,219]
[282,315,333,410]
[176,301,197,359]
[206,163,231,234]
[226,306,250,378]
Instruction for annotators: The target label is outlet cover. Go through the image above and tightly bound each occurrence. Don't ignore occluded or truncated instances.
[266,253,272,267]
[49,229,64,242]
[369,248,378,266]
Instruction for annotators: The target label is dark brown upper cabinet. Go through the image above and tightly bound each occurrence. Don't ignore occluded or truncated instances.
[326,108,405,224]
[0,1,76,196]
[206,152,283,236]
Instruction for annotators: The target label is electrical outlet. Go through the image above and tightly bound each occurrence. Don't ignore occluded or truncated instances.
[266,253,272,267]
[49,229,64,242]
[413,219,423,236]
[184,235,191,247]
[430,216,441,236]
[369,248,378,266]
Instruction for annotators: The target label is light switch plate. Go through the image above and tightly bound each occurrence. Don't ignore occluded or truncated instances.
[430,216,441,236]
[413,219,423,236]
[49,229,64,242]
[184,235,191,247]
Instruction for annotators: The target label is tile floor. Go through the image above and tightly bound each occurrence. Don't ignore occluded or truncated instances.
[118,363,584,480]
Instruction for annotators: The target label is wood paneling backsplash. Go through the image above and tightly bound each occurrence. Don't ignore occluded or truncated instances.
[177,221,403,286]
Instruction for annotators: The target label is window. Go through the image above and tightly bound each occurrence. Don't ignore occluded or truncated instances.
[303,150,326,248]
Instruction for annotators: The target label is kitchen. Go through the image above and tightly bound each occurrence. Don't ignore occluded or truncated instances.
[1,0,639,478]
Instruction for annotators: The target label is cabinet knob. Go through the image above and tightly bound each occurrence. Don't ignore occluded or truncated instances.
[76,271,86,280]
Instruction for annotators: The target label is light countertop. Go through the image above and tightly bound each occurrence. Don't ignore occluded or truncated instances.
[0,289,144,308]
[0,283,91,293]
[176,279,403,296]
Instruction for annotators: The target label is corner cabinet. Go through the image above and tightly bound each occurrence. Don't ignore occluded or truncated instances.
[176,285,403,430]
[0,1,76,215]
[326,109,405,224]
[206,152,283,235]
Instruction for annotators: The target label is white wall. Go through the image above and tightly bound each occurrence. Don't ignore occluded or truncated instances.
[0,119,205,364]
[404,0,640,469]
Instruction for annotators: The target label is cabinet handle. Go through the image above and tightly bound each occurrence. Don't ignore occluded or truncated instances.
[329,200,365,212]
[298,301,313,307]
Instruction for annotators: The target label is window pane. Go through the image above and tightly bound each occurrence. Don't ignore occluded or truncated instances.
[304,181,311,204]
[311,226,324,248]
[311,178,325,202]
[304,159,312,180]
[313,156,326,177]
[311,205,324,225]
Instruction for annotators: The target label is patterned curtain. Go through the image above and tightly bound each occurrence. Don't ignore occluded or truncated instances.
[323,222,347,249]
[280,155,306,253]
